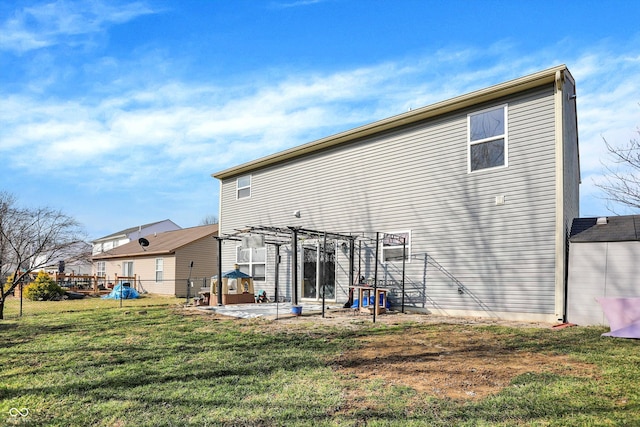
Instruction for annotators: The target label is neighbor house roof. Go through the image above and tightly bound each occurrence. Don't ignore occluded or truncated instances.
[92,219,181,243]
[570,216,640,242]
[213,64,573,179]
[92,224,218,260]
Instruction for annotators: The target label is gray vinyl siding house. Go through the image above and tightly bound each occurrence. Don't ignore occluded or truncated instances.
[213,65,580,323]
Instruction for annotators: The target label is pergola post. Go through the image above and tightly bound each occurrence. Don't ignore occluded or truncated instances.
[373,232,380,323]
[348,238,356,283]
[290,227,299,305]
[214,236,223,306]
[402,236,406,313]
[321,232,327,318]
[274,243,280,319]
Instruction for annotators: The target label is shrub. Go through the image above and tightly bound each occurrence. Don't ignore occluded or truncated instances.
[23,272,65,301]
[3,274,14,294]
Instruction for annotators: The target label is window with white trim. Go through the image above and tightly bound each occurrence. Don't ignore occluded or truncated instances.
[122,261,134,277]
[236,175,251,199]
[155,258,163,282]
[96,261,106,278]
[382,231,411,262]
[237,246,266,281]
[468,105,507,172]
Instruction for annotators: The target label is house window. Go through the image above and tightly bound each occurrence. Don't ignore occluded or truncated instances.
[468,105,507,172]
[237,175,251,199]
[382,231,411,262]
[155,258,163,282]
[96,261,106,278]
[237,246,266,281]
[122,261,134,277]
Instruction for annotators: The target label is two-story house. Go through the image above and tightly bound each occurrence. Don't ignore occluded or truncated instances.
[212,65,580,323]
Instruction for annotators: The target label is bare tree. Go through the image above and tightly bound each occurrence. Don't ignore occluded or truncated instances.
[0,191,86,319]
[597,128,640,212]
[200,214,218,225]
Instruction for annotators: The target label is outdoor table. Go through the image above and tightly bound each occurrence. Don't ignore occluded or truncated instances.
[352,285,389,315]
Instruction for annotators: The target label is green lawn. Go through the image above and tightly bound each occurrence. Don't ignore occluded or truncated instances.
[1,296,639,426]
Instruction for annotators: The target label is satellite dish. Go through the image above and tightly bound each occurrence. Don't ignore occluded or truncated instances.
[138,237,150,250]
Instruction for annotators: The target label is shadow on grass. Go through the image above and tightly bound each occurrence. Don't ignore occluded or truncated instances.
[1,310,341,405]
[3,309,640,426]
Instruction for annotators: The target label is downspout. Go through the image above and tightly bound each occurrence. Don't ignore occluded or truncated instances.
[554,69,567,323]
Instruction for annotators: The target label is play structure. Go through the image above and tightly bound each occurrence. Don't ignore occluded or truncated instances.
[211,265,256,305]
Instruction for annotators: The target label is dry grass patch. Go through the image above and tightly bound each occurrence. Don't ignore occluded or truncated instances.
[334,326,599,400]
[200,307,601,402]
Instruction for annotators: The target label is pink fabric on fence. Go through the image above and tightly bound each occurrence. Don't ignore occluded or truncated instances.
[596,297,640,339]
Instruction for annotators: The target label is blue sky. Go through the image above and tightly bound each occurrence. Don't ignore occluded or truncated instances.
[1,0,639,240]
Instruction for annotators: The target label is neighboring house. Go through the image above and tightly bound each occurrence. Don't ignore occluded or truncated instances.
[91,219,181,255]
[212,64,580,323]
[39,241,93,276]
[92,224,218,297]
[567,216,640,326]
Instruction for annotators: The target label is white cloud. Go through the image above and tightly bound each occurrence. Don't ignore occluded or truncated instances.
[269,0,326,9]
[2,38,640,225]
[0,0,156,53]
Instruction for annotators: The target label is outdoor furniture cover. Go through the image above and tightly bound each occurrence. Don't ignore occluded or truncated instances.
[102,283,140,300]
[597,297,640,339]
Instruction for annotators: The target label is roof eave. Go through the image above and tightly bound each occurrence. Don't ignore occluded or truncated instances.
[213,64,567,180]
[92,249,175,260]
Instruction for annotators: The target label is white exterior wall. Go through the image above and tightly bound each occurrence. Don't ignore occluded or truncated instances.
[101,255,176,294]
[93,237,130,255]
[218,83,578,321]
[567,241,640,326]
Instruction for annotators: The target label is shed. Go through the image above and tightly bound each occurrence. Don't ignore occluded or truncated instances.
[567,215,640,325]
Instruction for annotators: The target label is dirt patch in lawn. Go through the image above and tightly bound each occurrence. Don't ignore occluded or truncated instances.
[190,307,598,400]
[274,310,597,400]
[334,326,596,400]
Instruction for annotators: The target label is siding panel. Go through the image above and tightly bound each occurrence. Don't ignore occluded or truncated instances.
[219,85,571,319]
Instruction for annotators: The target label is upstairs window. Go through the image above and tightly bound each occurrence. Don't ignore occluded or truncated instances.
[237,175,251,199]
[382,231,411,263]
[468,105,507,172]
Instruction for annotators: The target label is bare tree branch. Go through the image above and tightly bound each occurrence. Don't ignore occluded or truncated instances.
[596,128,640,213]
[0,191,86,319]
[200,214,219,225]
